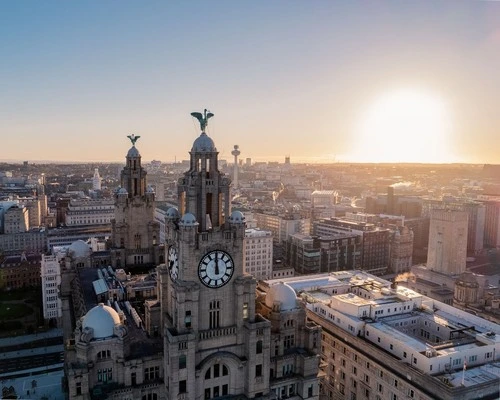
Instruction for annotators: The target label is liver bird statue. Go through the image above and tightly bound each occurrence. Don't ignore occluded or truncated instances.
[127,134,141,146]
[191,109,214,132]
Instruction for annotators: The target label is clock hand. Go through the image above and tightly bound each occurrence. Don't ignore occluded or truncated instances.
[214,252,220,275]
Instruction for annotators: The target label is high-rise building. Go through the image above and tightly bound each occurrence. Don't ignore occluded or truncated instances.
[41,252,63,325]
[244,228,273,280]
[426,209,468,275]
[110,135,161,268]
[423,199,485,254]
[481,199,500,248]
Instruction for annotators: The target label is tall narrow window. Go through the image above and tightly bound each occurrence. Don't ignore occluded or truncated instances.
[185,311,192,328]
[256,340,263,354]
[243,302,248,319]
[209,300,220,329]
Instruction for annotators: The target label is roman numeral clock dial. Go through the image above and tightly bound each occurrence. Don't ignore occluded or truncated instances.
[198,250,234,288]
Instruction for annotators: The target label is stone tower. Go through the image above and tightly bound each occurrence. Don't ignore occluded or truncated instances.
[159,112,272,399]
[110,135,161,268]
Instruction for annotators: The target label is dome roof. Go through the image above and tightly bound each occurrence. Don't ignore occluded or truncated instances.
[118,187,128,195]
[69,240,91,258]
[229,210,245,224]
[265,282,297,311]
[166,207,180,219]
[127,146,140,158]
[146,185,155,193]
[82,304,121,339]
[179,213,198,226]
[192,132,216,153]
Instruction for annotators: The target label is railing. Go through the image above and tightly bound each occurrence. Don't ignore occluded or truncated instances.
[199,326,237,340]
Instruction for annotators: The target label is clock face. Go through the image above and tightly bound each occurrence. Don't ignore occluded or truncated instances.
[168,246,179,281]
[198,250,234,288]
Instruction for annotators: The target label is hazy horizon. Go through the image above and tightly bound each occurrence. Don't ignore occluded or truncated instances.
[2,1,500,164]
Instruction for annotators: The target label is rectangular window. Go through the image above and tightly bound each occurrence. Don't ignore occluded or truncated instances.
[256,364,262,377]
[185,311,192,328]
[179,380,187,393]
[179,354,186,369]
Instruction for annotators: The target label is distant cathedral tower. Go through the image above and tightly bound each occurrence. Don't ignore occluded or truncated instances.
[158,110,272,399]
[110,135,161,268]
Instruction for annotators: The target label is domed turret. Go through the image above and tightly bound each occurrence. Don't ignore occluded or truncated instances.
[229,210,245,224]
[265,282,297,311]
[179,212,198,226]
[82,303,121,339]
[192,132,216,153]
[69,240,91,258]
[166,207,180,219]
[127,146,140,158]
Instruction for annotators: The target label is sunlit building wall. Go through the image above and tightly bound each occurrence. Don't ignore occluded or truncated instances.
[427,209,467,275]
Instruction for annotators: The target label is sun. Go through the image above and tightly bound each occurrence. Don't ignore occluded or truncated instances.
[350,88,454,163]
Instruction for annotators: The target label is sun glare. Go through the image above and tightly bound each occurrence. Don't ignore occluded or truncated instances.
[350,89,454,163]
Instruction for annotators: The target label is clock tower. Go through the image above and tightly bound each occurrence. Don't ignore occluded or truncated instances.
[111,135,161,268]
[159,111,272,399]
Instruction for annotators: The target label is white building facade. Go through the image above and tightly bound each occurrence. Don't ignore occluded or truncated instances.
[65,199,115,226]
[41,253,63,324]
[244,228,273,280]
[266,271,500,400]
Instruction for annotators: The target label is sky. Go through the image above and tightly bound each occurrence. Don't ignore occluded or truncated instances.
[1,1,500,164]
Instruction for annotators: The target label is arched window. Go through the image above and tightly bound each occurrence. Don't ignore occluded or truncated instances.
[204,363,230,399]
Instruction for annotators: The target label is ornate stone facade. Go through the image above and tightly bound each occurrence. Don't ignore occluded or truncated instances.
[110,139,161,268]
[65,118,320,400]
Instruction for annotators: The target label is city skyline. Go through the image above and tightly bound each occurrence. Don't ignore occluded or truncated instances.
[2,1,500,164]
